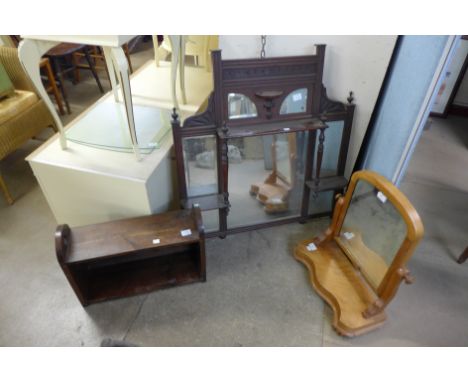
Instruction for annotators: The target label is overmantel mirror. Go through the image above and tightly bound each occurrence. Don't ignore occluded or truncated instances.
[294,170,424,337]
[172,46,356,238]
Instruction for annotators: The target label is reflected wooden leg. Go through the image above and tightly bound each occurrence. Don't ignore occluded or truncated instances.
[457,247,468,264]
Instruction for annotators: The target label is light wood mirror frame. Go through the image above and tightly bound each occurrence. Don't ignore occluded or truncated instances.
[294,170,424,337]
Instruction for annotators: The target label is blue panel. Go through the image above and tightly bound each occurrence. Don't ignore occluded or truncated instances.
[363,36,449,181]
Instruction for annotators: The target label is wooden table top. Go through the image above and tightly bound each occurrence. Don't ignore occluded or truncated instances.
[66,209,199,264]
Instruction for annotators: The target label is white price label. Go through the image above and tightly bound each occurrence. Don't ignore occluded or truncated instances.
[343,232,355,240]
[180,229,192,237]
[306,243,317,252]
[377,191,387,203]
[152,239,160,244]
[292,93,302,102]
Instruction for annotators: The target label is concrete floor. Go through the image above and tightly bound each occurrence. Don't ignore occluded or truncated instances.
[1,42,468,345]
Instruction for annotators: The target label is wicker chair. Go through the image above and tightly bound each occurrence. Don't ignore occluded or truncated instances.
[0,46,57,205]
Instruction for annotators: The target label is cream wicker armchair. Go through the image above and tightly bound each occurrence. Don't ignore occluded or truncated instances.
[0,46,57,205]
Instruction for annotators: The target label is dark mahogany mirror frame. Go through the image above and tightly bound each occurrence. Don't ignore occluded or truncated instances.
[171,47,356,238]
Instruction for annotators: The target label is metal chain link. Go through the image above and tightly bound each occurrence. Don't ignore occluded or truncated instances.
[260,35,267,59]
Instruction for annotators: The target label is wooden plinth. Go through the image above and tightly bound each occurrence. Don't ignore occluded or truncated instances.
[294,239,387,337]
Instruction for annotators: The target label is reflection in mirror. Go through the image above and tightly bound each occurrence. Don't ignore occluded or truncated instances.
[336,179,407,290]
[274,133,295,186]
[228,93,258,119]
[182,135,218,198]
[201,209,219,233]
[279,88,308,114]
[227,133,303,229]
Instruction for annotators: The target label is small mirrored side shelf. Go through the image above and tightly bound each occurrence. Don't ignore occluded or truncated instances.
[294,170,424,337]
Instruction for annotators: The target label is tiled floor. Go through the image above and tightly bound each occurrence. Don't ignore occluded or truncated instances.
[1,41,468,345]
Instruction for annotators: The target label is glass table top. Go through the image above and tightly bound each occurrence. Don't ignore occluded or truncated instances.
[65,100,173,154]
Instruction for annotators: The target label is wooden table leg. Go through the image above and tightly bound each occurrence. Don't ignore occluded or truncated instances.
[83,47,104,93]
[41,58,65,115]
[51,57,71,114]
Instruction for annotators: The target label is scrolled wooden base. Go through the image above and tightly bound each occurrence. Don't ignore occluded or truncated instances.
[294,238,387,337]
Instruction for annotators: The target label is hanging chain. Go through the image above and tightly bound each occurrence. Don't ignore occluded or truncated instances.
[260,35,267,59]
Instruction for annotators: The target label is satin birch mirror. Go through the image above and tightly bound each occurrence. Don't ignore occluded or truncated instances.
[294,170,424,337]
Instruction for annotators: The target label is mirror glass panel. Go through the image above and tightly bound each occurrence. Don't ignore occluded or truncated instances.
[202,209,219,233]
[228,93,258,119]
[337,179,407,290]
[274,134,295,185]
[227,132,304,229]
[279,88,308,115]
[307,121,344,215]
[182,135,218,198]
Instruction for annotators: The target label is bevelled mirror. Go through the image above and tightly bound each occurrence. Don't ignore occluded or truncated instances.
[335,179,407,290]
[228,93,258,119]
[182,135,218,197]
[294,170,424,337]
[280,88,307,114]
[227,133,303,229]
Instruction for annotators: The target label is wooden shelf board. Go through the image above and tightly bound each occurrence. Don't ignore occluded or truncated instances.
[182,194,228,211]
[218,118,326,139]
[66,210,199,264]
[306,176,348,193]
